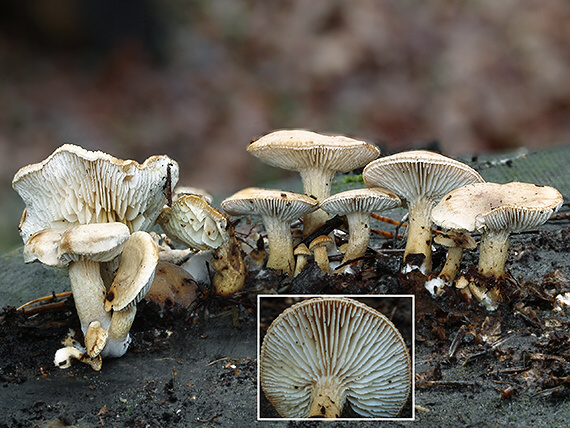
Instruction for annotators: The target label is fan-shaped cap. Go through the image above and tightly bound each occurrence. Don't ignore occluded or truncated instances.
[320,188,401,216]
[363,150,484,204]
[12,144,179,243]
[23,222,131,268]
[105,231,159,312]
[221,188,319,221]
[158,195,230,251]
[432,182,564,233]
[247,129,380,174]
[260,297,411,418]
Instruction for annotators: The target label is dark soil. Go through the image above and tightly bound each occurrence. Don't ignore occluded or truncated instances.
[1,205,570,427]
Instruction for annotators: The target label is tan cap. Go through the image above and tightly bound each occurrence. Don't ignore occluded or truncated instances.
[432,181,563,280]
[248,130,380,236]
[320,188,401,264]
[158,194,230,251]
[105,231,159,312]
[222,188,319,275]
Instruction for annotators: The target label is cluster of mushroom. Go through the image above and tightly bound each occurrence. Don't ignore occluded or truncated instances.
[222,129,403,277]
[222,130,563,312]
[12,145,178,370]
[12,144,246,371]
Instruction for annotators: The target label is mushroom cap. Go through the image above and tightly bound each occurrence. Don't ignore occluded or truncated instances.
[247,129,380,173]
[221,187,319,221]
[105,231,159,312]
[320,188,401,216]
[260,297,411,418]
[158,195,230,251]
[23,222,131,268]
[58,222,132,265]
[13,144,179,243]
[363,150,484,204]
[432,182,564,233]
[22,228,66,267]
[293,243,311,257]
[308,234,334,252]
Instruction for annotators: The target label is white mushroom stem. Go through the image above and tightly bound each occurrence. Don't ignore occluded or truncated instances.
[403,198,434,274]
[342,212,372,264]
[299,168,335,236]
[307,376,345,418]
[261,215,295,276]
[103,306,137,358]
[478,230,510,278]
[293,246,309,277]
[68,260,111,334]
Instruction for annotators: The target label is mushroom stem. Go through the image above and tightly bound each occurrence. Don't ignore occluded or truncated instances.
[293,244,310,277]
[403,198,433,274]
[425,247,464,296]
[68,259,111,334]
[104,305,137,358]
[299,168,336,236]
[262,215,295,276]
[440,246,463,283]
[307,376,345,418]
[342,212,371,264]
[478,230,510,278]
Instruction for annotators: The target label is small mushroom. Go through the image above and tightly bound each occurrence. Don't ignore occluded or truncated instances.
[293,243,311,277]
[363,150,484,274]
[320,188,401,266]
[247,130,380,236]
[424,230,477,296]
[260,297,411,418]
[157,194,246,296]
[221,188,319,276]
[432,182,563,309]
[309,235,334,274]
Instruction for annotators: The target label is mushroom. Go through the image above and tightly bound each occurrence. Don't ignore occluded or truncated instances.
[293,243,311,277]
[424,230,477,296]
[221,188,319,276]
[320,188,401,266]
[308,235,334,274]
[432,182,563,309]
[363,150,484,274]
[157,194,246,296]
[12,144,177,363]
[260,297,411,418]
[104,230,159,356]
[247,129,380,236]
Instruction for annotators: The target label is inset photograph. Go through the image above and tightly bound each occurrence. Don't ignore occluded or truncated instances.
[258,295,414,421]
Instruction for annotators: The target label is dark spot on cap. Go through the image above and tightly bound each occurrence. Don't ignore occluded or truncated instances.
[106,292,114,302]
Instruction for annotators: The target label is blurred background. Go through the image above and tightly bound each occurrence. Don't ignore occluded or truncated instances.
[1,0,569,251]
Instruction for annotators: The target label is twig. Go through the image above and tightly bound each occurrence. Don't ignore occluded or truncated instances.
[16,291,72,311]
